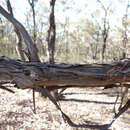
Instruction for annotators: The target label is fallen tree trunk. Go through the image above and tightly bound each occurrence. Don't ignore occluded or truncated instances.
[0,56,130,125]
[0,4,129,126]
[0,56,130,90]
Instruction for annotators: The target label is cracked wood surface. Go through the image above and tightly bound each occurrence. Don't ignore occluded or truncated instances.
[0,56,130,90]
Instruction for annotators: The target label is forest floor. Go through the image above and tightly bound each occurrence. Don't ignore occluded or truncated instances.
[0,87,130,130]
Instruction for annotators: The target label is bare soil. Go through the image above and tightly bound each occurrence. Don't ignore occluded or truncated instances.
[0,87,130,130]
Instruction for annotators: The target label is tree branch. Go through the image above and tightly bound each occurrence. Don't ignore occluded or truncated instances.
[0,5,40,62]
[6,0,26,61]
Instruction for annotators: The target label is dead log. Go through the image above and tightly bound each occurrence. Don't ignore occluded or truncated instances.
[0,56,130,90]
[0,56,130,124]
[0,3,129,124]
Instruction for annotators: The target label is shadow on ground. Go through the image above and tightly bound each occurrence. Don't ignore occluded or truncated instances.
[17,99,32,107]
[60,97,117,105]
[64,115,116,130]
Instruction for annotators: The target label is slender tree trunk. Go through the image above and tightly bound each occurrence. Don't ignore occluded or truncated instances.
[28,0,37,43]
[6,0,26,61]
[47,0,59,100]
[47,0,56,64]
[122,1,129,59]
[28,0,39,113]
[119,1,130,115]
[97,0,110,62]
[102,18,109,62]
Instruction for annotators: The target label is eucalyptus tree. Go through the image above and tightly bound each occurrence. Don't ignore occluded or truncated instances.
[122,0,130,58]
[97,0,111,62]
[0,0,130,126]
[6,0,26,61]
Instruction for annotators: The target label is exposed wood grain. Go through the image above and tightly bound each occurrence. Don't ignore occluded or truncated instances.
[0,56,130,90]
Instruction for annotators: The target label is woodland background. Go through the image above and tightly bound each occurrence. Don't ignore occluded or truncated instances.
[0,0,130,130]
[0,0,129,63]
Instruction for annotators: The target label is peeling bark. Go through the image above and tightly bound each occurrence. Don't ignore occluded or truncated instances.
[0,56,130,90]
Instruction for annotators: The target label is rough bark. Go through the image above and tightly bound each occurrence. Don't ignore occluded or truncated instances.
[0,56,130,125]
[47,0,56,64]
[0,2,129,125]
[47,0,59,99]
[0,56,130,90]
